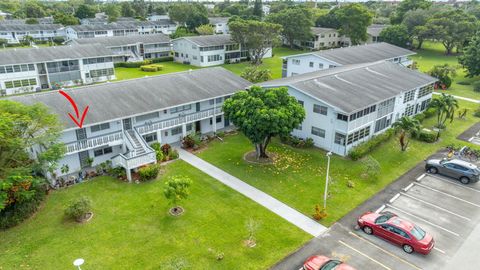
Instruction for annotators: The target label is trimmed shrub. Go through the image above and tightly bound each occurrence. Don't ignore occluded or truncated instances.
[457,81,471,85]
[280,134,315,148]
[151,56,173,63]
[417,130,437,143]
[65,197,92,221]
[168,149,179,160]
[140,64,163,72]
[138,164,160,181]
[473,81,480,93]
[348,129,394,160]
[150,142,164,162]
[182,133,202,149]
[114,60,152,68]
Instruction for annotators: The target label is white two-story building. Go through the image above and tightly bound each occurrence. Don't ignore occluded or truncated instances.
[172,34,272,67]
[0,24,65,44]
[209,17,229,34]
[70,34,171,62]
[260,61,436,156]
[282,42,415,77]
[0,44,116,96]
[9,67,251,181]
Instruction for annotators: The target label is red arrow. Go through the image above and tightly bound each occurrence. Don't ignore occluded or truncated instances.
[59,90,89,128]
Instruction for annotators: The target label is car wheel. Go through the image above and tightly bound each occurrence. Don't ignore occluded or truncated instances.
[428,167,438,174]
[460,177,470,185]
[363,226,373,235]
[403,244,414,254]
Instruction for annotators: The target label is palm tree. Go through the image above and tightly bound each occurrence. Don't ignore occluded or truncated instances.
[429,93,458,129]
[392,116,421,151]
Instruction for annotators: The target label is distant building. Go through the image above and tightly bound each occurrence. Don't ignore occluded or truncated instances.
[66,21,177,40]
[0,44,116,96]
[282,42,415,77]
[0,24,65,44]
[70,34,171,62]
[80,17,137,25]
[209,17,229,34]
[0,17,54,25]
[172,34,272,67]
[0,10,12,20]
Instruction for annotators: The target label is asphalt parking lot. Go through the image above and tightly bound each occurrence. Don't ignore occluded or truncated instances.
[272,155,480,270]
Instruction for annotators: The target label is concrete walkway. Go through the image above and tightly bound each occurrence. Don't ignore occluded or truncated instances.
[178,148,327,237]
[433,92,480,103]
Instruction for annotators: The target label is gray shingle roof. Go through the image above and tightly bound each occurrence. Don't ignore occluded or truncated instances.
[285,42,415,66]
[310,27,337,35]
[70,33,170,47]
[8,67,251,130]
[174,34,235,47]
[0,44,115,66]
[70,20,174,31]
[259,61,436,113]
[0,24,63,31]
[209,17,229,24]
[367,24,387,37]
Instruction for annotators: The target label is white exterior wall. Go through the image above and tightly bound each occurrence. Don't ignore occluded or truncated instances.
[214,23,229,34]
[0,29,65,44]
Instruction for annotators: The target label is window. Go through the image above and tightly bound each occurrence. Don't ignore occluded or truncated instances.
[347,126,371,145]
[3,78,37,89]
[90,68,114,78]
[418,84,433,98]
[337,113,348,121]
[136,112,159,122]
[404,105,415,116]
[329,65,335,68]
[318,63,324,69]
[216,116,222,123]
[309,62,314,68]
[90,123,110,133]
[377,98,395,118]
[311,126,326,138]
[298,100,304,107]
[170,104,192,113]
[403,89,416,103]
[207,54,222,62]
[313,104,328,115]
[292,59,300,65]
[334,133,346,145]
[374,116,391,133]
[199,45,224,51]
[171,126,182,135]
[93,146,113,157]
[143,132,158,143]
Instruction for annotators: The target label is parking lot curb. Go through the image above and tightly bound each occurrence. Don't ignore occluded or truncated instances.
[403,183,414,192]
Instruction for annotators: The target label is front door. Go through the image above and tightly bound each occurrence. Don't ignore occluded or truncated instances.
[123,118,132,130]
[195,121,201,133]
[78,150,90,168]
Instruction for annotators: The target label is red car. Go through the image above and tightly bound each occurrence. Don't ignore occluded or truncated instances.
[303,255,356,270]
[357,211,434,255]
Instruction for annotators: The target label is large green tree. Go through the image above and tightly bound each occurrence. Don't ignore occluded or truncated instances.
[169,3,208,30]
[0,100,64,178]
[223,86,305,159]
[391,0,432,24]
[24,0,46,18]
[252,0,263,18]
[335,4,373,45]
[459,35,480,77]
[75,4,95,19]
[229,19,282,65]
[266,7,313,49]
[379,25,410,48]
[401,9,431,49]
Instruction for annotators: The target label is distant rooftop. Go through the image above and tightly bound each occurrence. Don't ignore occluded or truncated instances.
[174,34,235,47]
[209,17,229,24]
[367,24,387,37]
[0,23,63,31]
[0,44,115,66]
[284,42,415,66]
[310,27,337,35]
[9,67,251,129]
[70,20,175,31]
[71,33,171,47]
[259,61,436,113]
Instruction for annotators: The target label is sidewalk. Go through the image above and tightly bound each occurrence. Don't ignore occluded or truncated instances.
[178,148,327,237]
[433,92,480,103]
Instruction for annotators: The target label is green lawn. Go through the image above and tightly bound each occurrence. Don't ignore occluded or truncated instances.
[0,161,309,269]
[114,62,199,81]
[411,41,480,100]
[222,47,304,79]
[198,100,480,227]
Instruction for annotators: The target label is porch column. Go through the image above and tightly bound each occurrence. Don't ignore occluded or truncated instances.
[126,168,132,183]
[212,117,217,133]
[182,124,187,137]
[156,129,162,144]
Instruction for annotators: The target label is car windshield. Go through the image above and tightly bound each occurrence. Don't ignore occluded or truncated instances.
[410,225,426,240]
[321,260,341,270]
[375,213,394,224]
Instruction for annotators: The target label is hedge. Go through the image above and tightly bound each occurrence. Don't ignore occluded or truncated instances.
[417,130,437,143]
[140,64,163,72]
[151,56,173,63]
[138,164,160,181]
[114,59,152,68]
[348,129,395,160]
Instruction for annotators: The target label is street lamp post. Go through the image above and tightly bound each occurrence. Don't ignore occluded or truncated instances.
[323,152,332,209]
[73,258,84,270]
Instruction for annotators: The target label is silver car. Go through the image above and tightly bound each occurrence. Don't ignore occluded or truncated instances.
[425,159,480,184]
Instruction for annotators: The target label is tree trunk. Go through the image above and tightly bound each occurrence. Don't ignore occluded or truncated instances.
[416,39,423,50]
[254,136,271,159]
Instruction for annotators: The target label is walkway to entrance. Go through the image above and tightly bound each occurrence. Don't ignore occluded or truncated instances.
[178,148,327,237]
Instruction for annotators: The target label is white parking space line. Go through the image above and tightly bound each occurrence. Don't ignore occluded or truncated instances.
[348,232,422,270]
[434,247,446,254]
[426,174,480,193]
[376,204,386,213]
[389,193,401,203]
[386,204,460,237]
[414,182,480,208]
[403,183,415,192]
[338,240,392,270]
[416,173,426,181]
[399,192,471,221]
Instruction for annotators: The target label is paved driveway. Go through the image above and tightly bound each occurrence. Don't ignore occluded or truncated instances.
[272,154,480,270]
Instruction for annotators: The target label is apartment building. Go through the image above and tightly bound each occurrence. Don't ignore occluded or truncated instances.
[70,34,171,62]
[172,34,272,67]
[9,67,251,181]
[282,42,415,77]
[260,61,436,156]
[0,24,65,44]
[0,44,116,96]
[209,17,229,34]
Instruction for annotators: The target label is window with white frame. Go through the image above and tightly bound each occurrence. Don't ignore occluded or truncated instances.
[90,123,110,133]
[374,116,391,133]
[313,104,328,115]
[318,63,324,69]
[403,89,416,103]
[347,126,370,145]
[171,126,182,135]
[292,59,300,65]
[311,126,326,138]
[404,104,415,116]
[418,84,433,98]
[309,62,314,68]
[170,104,192,114]
[143,132,157,143]
[377,98,395,118]
[334,132,346,145]
[93,146,113,157]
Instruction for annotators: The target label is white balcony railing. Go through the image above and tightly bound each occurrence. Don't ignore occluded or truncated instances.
[112,151,156,170]
[64,131,123,154]
[136,107,223,135]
